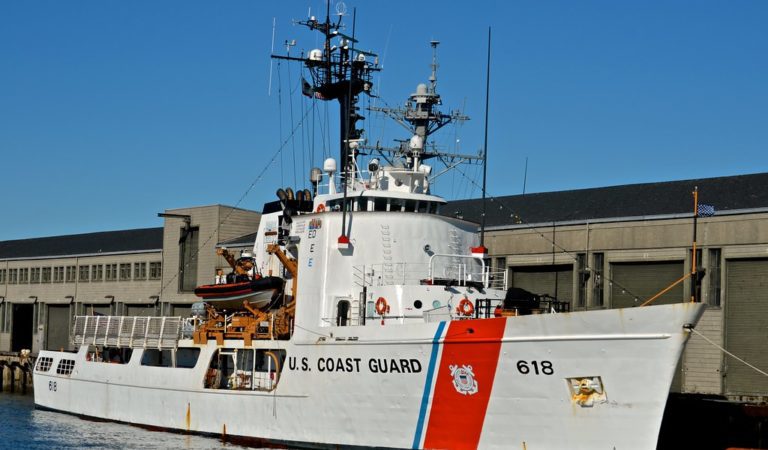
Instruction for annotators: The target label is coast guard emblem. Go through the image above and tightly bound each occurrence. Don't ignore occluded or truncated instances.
[449,364,478,395]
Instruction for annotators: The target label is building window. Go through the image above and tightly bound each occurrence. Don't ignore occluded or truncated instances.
[105,264,118,281]
[65,265,76,282]
[119,263,131,281]
[591,253,604,307]
[179,226,199,292]
[576,253,588,308]
[149,262,162,280]
[42,267,52,283]
[53,266,65,283]
[92,264,103,282]
[0,269,5,284]
[707,248,721,307]
[19,268,29,284]
[79,265,89,282]
[134,262,147,280]
[8,269,18,285]
[31,268,41,283]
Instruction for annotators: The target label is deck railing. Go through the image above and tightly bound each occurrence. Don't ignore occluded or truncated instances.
[72,316,183,349]
[353,257,506,290]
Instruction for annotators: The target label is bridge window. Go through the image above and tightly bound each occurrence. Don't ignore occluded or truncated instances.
[36,357,53,372]
[176,348,200,368]
[139,348,198,368]
[88,347,133,364]
[141,349,174,367]
[56,359,75,375]
[355,197,368,211]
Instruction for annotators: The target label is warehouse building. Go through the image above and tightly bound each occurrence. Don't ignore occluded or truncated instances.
[0,204,260,354]
[1,173,767,403]
[449,172,768,402]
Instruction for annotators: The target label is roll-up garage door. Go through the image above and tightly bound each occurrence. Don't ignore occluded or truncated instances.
[125,304,157,317]
[172,304,193,318]
[724,258,768,396]
[610,261,685,309]
[46,305,71,351]
[510,264,573,302]
[611,261,686,392]
[82,304,112,316]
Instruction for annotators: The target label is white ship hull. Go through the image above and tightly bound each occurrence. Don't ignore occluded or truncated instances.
[34,302,704,449]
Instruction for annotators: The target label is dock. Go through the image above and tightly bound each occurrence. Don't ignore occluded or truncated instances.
[0,351,34,394]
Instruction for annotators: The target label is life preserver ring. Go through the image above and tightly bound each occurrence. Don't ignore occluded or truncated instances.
[375,297,389,315]
[316,204,326,213]
[457,298,474,316]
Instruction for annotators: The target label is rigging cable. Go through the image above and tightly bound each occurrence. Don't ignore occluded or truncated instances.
[688,327,768,379]
[449,163,645,303]
[152,105,316,302]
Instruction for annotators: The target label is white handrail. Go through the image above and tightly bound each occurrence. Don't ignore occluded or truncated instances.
[428,253,488,288]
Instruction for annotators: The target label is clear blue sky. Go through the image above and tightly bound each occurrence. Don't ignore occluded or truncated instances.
[1,1,766,241]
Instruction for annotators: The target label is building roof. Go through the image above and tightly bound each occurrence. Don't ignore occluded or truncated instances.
[0,228,164,260]
[218,232,258,247]
[445,172,768,228]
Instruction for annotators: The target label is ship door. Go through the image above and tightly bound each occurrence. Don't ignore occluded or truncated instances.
[336,298,351,326]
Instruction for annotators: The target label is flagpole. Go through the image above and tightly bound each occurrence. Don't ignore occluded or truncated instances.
[691,186,699,302]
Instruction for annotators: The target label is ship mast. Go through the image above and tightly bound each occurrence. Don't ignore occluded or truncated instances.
[364,42,476,175]
[271,2,379,188]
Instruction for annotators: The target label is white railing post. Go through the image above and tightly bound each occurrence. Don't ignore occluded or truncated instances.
[158,317,166,350]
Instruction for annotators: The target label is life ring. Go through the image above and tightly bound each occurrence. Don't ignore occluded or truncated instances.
[375,297,389,315]
[457,298,474,316]
[316,204,326,213]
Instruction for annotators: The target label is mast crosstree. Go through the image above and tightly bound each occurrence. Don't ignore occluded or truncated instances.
[271,3,379,186]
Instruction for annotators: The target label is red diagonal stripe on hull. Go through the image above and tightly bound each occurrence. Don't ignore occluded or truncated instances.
[423,318,506,450]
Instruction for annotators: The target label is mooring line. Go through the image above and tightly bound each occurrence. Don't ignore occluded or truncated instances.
[688,327,768,378]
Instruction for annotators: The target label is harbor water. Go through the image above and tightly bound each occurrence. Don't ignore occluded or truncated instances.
[0,393,248,450]
[3,391,767,449]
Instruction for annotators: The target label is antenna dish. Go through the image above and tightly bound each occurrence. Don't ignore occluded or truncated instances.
[323,158,337,174]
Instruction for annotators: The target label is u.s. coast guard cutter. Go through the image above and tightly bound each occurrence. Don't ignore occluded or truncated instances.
[34,7,705,449]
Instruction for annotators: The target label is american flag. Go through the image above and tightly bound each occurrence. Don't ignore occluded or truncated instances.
[697,204,715,217]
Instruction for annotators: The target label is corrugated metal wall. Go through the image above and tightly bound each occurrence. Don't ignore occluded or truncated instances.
[724,258,768,396]
[510,264,574,302]
[610,262,685,309]
[45,305,70,351]
[125,304,157,317]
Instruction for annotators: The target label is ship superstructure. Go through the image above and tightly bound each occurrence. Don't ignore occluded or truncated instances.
[33,7,705,450]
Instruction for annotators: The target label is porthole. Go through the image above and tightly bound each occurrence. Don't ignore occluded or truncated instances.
[414,300,423,309]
